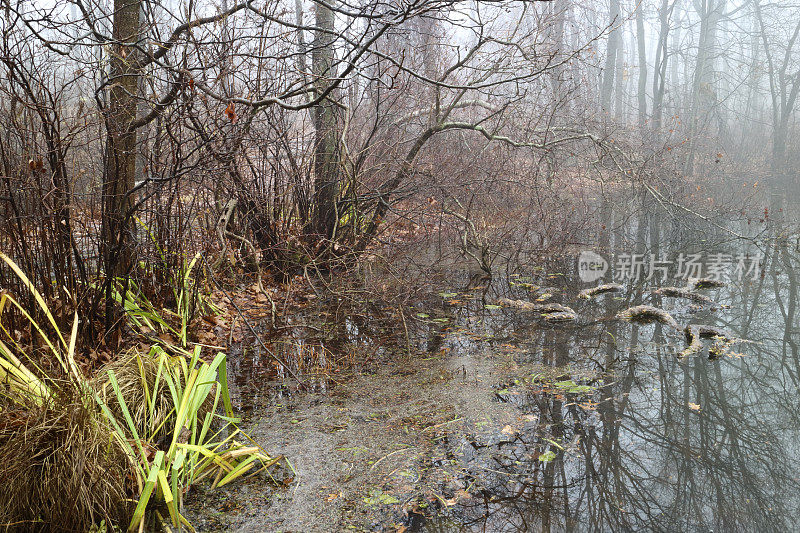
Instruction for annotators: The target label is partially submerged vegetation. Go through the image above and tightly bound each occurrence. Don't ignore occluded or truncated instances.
[681,324,736,359]
[495,298,577,317]
[616,305,681,331]
[578,283,624,300]
[652,286,715,305]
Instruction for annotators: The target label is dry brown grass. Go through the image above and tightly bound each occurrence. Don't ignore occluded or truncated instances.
[0,387,134,532]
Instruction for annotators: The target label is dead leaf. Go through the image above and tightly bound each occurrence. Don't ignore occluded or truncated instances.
[454,489,472,500]
[224,101,237,123]
[687,402,701,411]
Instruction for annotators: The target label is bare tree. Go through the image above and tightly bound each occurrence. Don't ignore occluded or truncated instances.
[601,0,623,113]
[754,0,800,178]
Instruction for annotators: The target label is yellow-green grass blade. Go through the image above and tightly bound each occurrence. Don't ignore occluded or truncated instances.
[214,455,259,488]
[0,252,68,351]
[167,368,199,457]
[157,469,179,527]
[171,449,185,505]
[0,292,68,375]
[92,389,144,475]
[66,311,81,383]
[214,354,236,419]
[128,450,164,532]
[107,369,149,466]
[0,338,50,400]
[176,443,238,471]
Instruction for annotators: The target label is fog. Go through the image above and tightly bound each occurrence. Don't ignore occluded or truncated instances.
[1,0,800,530]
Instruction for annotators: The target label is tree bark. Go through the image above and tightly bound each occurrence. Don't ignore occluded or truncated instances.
[651,0,672,131]
[102,0,141,299]
[684,0,721,176]
[311,0,340,239]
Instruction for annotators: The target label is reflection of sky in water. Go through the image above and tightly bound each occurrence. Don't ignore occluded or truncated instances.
[417,232,800,532]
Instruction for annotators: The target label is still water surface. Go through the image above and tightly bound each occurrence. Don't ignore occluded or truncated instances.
[189,217,800,532]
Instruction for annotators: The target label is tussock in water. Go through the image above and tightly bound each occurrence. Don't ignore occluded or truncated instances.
[542,311,577,323]
[496,298,575,315]
[616,305,681,331]
[0,389,134,532]
[652,286,714,304]
[688,278,726,290]
[680,324,735,358]
[578,283,624,299]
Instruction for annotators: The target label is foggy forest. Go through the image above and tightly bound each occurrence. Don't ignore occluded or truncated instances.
[0,0,799,531]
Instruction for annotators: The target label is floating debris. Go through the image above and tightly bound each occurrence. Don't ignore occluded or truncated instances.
[509,280,540,292]
[651,286,714,304]
[687,278,726,290]
[578,283,624,300]
[680,324,735,358]
[616,305,681,331]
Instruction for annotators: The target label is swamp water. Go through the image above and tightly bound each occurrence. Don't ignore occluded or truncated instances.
[185,218,800,532]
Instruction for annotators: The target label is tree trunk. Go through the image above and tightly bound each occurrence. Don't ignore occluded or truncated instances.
[311,0,340,239]
[635,2,648,129]
[546,2,567,107]
[685,0,720,176]
[102,0,141,327]
[651,0,672,131]
[601,0,621,113]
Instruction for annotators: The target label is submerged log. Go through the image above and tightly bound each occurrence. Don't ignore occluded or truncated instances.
[578,283,624,300]
[616,305,681,331]
[651,286,714,304]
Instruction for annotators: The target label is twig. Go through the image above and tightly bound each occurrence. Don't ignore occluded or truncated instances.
[369,446,417,471]
[213,199,238,270]
[642,182,752,241]
[199,253,305,385]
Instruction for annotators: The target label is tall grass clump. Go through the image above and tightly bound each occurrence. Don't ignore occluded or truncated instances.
[0,387,134,532]
[0,252,285,532]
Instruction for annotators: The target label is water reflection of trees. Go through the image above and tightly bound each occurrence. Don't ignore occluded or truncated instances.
[435,242,800,532]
